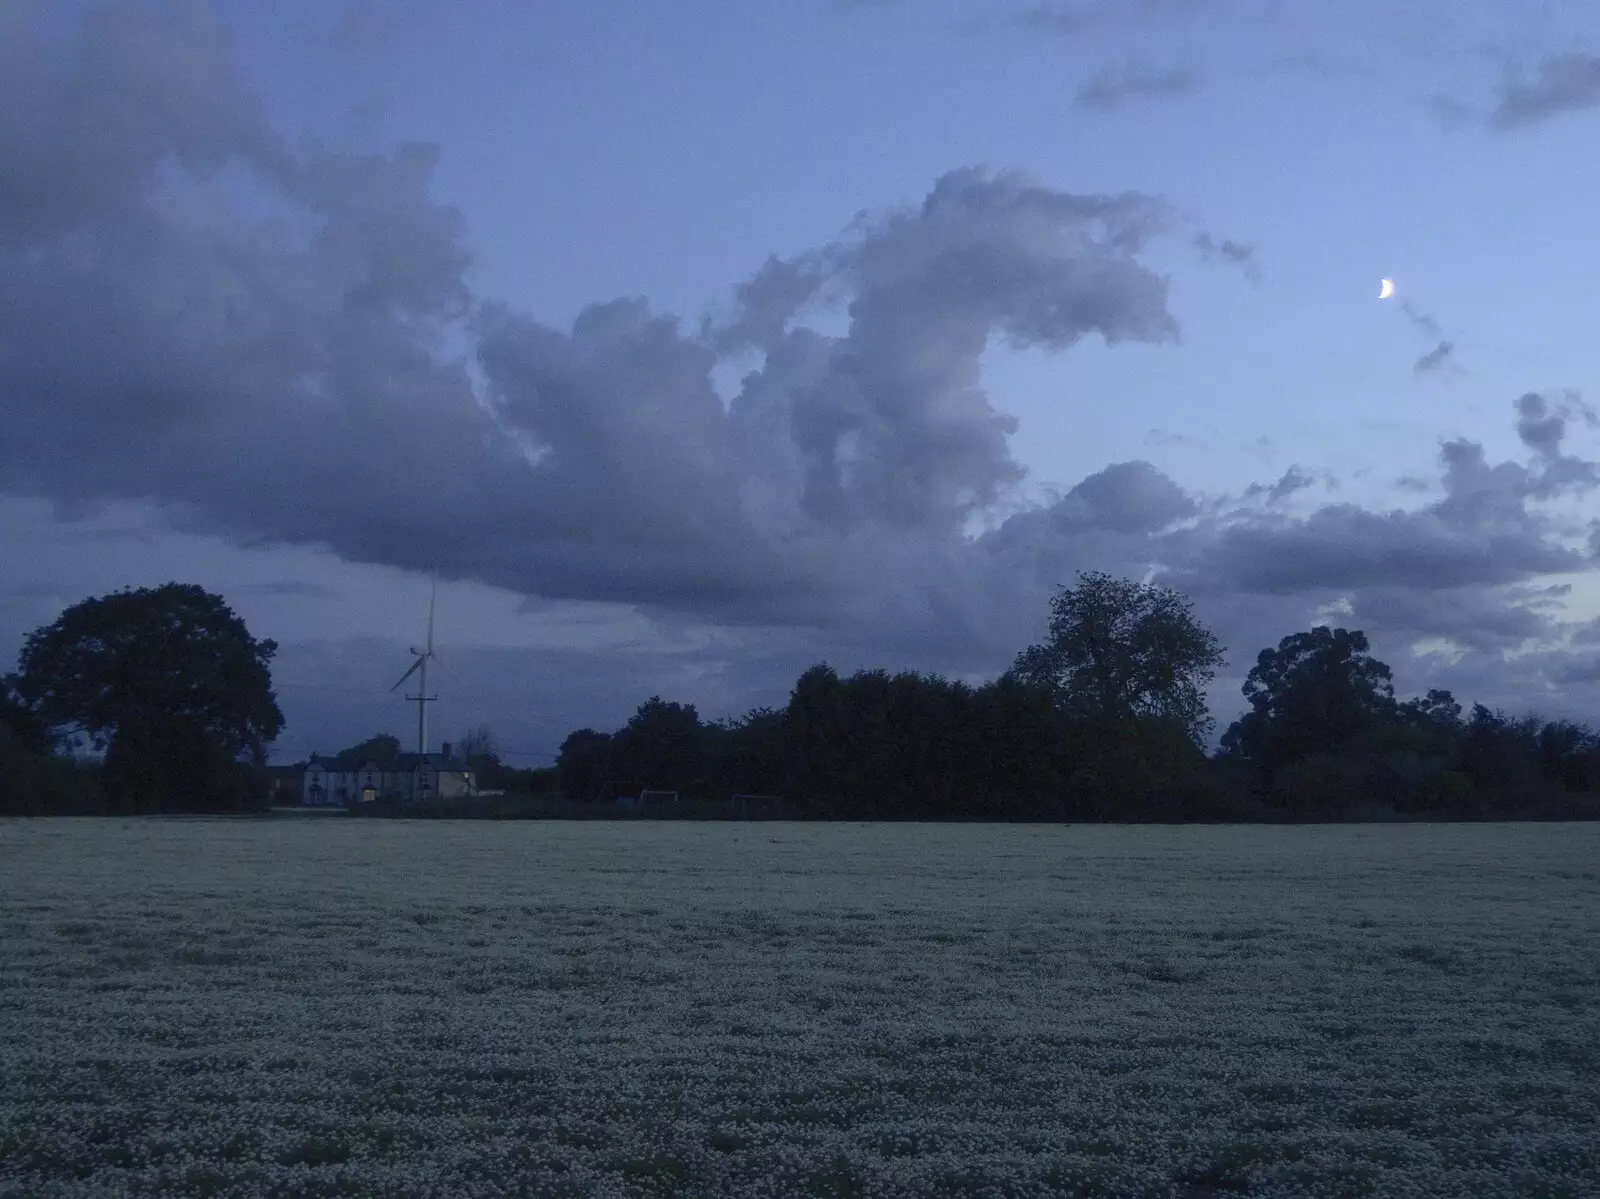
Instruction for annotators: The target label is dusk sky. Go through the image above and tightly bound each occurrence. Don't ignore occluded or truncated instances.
[5,0,1600,766]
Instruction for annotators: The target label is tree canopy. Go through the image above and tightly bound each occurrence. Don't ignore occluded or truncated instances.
[1220,626,1395,774]
[612,696,706,793]
[1009,570,1225,747]
[332,733,403,770]
[12,583,283,809]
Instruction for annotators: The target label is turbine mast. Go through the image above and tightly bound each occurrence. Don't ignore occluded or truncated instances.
[391,576,440,757]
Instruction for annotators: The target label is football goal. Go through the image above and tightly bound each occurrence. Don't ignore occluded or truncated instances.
[638,789,679,805]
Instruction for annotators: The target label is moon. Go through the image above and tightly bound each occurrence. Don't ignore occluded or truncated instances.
[1379,278,1395,300]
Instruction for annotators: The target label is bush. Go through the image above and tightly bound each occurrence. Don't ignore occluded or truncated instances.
[0,722,105,815]
[1268,753,1372,818]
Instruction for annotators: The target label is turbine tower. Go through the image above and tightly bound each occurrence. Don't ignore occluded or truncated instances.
[391,577,443,757]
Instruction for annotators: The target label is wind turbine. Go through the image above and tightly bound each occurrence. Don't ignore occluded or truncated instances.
[391,576,443,757]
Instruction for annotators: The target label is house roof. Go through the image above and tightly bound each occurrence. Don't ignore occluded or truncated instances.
[395,752,470,771]
[302,753,472,773]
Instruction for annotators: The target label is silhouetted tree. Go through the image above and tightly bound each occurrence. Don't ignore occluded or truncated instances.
[12,584,282,811]
[1011,571,1225,749]
[784,665,851,816]
[612,696,706,794]
[1,674,52,756]
[456,725,497,764]
[707,707,786,800]
[1396,688,1463,735]
[1458,705,1541,814]
[0,720,104,815]
[1220,627,1396,781]
[971,672,1068,820]
[333,733,403,770]
[1534,717,1597,793]
[557,728,614,802]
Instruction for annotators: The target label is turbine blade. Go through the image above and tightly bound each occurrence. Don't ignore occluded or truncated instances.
[435,654,468,687]
[390,659,423,691]
[427,577,437,651]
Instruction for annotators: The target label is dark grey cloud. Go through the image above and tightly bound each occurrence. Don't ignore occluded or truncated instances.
[1551,658,1600,685]
[0,1,1184,630]
[1396,298,1460,375]
[1516,391,1600,500]
[0,3,288,247]
[1339,583,1558,656]
[1159,419,1598,599]
[1491,53,1600,130]
[1400,300,1441,339]
[1075,59,1201,110]
[1046,461,1198,535]
[1192,232,1259,282]
[1242,466,1315,505]
[1414,340,1454,374]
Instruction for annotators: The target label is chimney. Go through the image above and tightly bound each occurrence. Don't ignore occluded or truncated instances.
[442,741,452,761]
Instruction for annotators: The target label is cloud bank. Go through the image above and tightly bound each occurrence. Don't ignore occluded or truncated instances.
[4,3,1600,743]
[1492,53,1600,130]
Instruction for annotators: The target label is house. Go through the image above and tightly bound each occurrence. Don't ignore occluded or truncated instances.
[302,742,476,805]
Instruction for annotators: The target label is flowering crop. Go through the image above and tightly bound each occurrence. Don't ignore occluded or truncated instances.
[1,819,1596,1197]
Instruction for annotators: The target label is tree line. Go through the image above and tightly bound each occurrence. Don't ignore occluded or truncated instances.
[551,574,1600,822]
[4,575,1600,821]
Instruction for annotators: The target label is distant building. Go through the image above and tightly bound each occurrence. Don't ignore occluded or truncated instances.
[302,743,476,805]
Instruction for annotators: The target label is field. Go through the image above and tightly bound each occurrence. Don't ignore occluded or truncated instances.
[1,819,1597,1198]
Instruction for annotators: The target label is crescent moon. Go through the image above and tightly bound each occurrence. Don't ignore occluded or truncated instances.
[1379,278,1395,300]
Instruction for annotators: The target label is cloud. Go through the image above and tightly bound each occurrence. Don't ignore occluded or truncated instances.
[706,167,1179,535]
[1399,300,1441,339]
[0,7,1183,627]
[1397,298,1458,375]
[1515,391,1600,500]
[1159,422,1598,599]
[1242,466,1315,505]
[1192,232,1259,281]
[1046,461,1198,535]
[1491,53,1600,130]
[1413,340,1454,374]
[1075,59,1201,110]
[7,5,1600,753]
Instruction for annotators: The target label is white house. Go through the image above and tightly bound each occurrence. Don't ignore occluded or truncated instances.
[302,744,476,805]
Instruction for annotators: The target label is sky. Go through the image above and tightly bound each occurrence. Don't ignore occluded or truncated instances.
[4,0,1600,768]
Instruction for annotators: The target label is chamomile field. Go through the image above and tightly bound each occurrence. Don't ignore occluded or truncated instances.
[0,818,1596,1198]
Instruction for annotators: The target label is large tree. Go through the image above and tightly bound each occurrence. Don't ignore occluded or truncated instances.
[0,674,51,756]
[1220,626,1396,775]
[612,696,706,794]
[12,584,283,808]
[333,733,403,770]
[557,728,614,802]
[1010,571,1225,747]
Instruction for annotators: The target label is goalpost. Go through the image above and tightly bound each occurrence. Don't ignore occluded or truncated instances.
[638,789,679,806]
